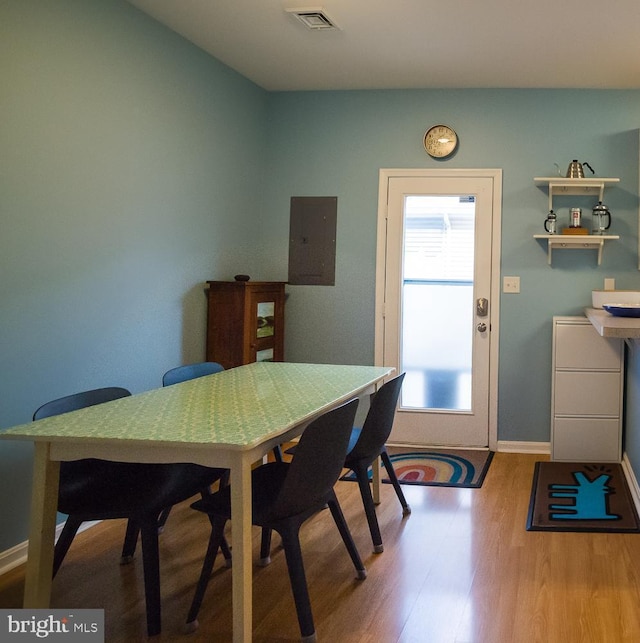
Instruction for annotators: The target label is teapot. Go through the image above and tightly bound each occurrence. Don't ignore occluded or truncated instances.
[566,159,594,178]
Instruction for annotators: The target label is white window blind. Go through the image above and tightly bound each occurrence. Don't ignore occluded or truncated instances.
[403,195,475,283]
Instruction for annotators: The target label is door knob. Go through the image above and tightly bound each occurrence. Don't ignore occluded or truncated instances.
[477,322,487,332]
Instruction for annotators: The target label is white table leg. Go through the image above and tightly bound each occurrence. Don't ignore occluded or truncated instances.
[367,390,382,505]
[23,442,59,607]
[230,454,253,643]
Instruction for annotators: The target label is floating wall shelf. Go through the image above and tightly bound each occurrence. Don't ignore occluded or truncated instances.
[533,234,620,265]
[534,177,620,212]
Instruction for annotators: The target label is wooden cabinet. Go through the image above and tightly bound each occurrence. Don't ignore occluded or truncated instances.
[551,316,624,462]
[206,281,286,369]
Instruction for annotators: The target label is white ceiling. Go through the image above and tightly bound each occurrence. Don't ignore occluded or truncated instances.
[127,0,640,92]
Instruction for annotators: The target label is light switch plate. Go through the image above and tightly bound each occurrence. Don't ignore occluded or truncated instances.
[604,278,615,290]
[503,276,520,293]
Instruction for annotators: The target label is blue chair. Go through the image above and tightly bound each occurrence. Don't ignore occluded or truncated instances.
[33,386,230,637]
[121,362,233,560]
[163,361,284,464]
[161,361,224,386]
[185,399,366,642]
[343,373,410,553]
[146,362,231,540]
[147,361,281,558]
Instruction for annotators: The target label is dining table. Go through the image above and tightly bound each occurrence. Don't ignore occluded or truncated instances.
[0,361,393,642]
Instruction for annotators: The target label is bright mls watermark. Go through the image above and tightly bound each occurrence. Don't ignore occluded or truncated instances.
[0,610,104,641]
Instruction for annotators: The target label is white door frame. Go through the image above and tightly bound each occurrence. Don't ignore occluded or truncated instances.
[374,168,502,451]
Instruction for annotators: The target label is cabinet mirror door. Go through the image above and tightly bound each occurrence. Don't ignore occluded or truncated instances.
[256,301,275,339]
[256,348,274,362]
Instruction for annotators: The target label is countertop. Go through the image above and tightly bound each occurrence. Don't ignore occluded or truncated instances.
[584,307,640,339]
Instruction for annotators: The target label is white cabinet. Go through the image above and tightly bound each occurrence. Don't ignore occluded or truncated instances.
[551,316,624,462]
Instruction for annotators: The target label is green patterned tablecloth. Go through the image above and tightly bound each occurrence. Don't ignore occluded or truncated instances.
[0,363,392,450]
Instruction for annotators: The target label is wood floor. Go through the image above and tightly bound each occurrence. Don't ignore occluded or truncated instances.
[3,452,640,642]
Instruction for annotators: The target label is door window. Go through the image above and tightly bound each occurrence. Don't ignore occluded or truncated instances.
[402,195,476,411]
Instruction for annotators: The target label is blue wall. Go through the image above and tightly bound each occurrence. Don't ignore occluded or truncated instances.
[2,0,640,554]
[262,90,640,448]
[0,0,270,550]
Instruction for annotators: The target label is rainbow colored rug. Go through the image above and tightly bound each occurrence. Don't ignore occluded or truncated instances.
[341,448,494,488]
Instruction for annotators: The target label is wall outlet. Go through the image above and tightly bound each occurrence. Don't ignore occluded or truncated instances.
[503,276,520,293]
[604,278,615,290]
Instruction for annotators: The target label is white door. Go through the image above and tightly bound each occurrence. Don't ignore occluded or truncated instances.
[375,169,501,448]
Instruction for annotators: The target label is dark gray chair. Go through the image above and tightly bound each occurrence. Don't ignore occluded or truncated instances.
[185,399,366,642]
[343,373,410,553]
[33,386,230,637]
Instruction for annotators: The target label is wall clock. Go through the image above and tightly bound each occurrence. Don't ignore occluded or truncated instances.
[423,125,458,158]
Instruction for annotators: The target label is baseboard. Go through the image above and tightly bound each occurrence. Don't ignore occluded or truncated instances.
[387,440,551,455]
[386,442,491,451]
[496,440,551,454]
[0,520,100,578]
[0,540,31,577]
[385,440,551,454]
[622,452,640,516]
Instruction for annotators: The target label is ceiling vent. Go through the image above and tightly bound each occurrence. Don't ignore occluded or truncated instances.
[286,8,340,30]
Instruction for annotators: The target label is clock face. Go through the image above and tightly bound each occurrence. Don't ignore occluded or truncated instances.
[423,125,458,158]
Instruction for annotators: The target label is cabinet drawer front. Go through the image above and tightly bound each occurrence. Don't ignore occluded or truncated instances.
[555,323,621,370]
[554,371,621,416]
[552,417,621,462]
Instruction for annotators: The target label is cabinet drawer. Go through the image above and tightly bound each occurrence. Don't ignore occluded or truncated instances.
[554,371,621,416]
[555,323,621,370]
[552,417,621,462]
